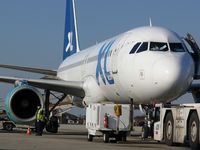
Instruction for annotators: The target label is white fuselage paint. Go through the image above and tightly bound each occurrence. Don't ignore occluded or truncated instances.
[57,26,195,105]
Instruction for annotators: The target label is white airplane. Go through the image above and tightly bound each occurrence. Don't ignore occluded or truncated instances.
[0,0,199,126]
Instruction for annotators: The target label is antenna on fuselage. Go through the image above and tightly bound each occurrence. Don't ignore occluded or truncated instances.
[149,18,152,27]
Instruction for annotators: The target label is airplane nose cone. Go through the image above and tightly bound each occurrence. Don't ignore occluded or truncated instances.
[153,54,194,100]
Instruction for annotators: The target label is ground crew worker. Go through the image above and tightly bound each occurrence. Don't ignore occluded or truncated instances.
[35,106,45,136]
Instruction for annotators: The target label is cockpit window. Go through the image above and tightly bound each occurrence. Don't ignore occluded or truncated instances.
[129,42,141,54]
[136,42,148,53]
[150,42,168,51]
[169,43,185,52]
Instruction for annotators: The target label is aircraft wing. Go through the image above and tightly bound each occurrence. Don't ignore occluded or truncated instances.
[0,76,85,97]
[0,64,57,76]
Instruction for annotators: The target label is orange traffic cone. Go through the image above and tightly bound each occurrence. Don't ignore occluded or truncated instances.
[26,127,32,135]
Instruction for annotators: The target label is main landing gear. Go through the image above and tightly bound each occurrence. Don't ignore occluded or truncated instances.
[43,89,66,133]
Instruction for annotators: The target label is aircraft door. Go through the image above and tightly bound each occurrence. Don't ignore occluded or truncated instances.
[112,37,127,74]
[111,34,129,96]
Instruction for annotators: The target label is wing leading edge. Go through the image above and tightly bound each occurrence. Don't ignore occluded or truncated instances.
[0,76,85,98]
[0,64,57,76]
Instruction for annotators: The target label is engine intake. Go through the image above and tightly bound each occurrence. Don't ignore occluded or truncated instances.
[5,85,43,124]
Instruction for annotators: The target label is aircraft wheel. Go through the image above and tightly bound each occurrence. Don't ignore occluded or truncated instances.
[189,112,200,150]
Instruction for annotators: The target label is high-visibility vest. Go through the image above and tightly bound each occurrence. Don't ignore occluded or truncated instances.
[36,108,45,122]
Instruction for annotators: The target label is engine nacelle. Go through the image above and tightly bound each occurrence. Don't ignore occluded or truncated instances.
[192,90,200,103]
[82,76,106,106]
[5,85,43,124]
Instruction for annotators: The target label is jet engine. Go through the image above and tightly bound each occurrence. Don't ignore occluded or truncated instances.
[5,85,43,124]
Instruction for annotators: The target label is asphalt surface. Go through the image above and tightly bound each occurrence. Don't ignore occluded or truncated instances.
[0,125,190,150]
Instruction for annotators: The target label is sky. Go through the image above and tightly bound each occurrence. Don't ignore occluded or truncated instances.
[0,0,200,106]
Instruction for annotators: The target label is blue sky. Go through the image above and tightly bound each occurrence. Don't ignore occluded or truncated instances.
[0,0,200,103]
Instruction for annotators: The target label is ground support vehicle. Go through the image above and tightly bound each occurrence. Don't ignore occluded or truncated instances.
[0,115,59,133]
[154,103,200,150]
[1,120,16,131]
[86,103,131,143]
[0,119,35,131]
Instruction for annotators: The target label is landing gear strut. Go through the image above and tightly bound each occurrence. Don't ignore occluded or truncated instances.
[141,105,154,139]
[43,89,66,133]
[130,99,134,131]
[44,89,50,120]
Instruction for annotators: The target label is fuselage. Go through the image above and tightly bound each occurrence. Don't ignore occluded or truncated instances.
[57,26,194,105]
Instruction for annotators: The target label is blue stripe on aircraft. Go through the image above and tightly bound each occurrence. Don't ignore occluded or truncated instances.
[96,43,107,85]
[96,41,115,85]
[104,41,115,84]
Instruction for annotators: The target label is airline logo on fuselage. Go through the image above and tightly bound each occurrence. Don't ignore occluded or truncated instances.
[96,41,115,85]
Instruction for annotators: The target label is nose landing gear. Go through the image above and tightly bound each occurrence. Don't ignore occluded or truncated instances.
[140,105,155,139]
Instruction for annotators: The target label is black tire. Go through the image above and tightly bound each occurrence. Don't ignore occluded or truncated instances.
[122,135,127,142]
[45,118,58,133]
[142,125,149,139]
[4,123,13,131]
[103,133,109,143]
[87,134,93,142]
[164,112,174,146]
[116,135,122,141]
[51,127,58,133]
[188,112,200,150]
[45,124,58,133]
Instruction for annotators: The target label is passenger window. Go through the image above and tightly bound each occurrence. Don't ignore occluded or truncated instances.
[170,43,185,52]
[129,42,141,54]
[136,42,148,53]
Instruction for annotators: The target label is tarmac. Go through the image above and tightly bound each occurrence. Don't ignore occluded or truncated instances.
[0,125,190,150]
